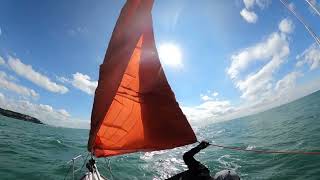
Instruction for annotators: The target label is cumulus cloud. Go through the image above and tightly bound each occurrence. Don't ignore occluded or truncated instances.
[183,71,319,126]
[240,9,258,23]
[244,0,270,9]
[71,72,98,95]
[243,0,255,9]
[236,45,289,101]
[240,0,270,23]
[68,27,88,36]
[227,32,290,79]
[274,71,303,97]
[182,18,310,126]
[0,92,4,100]
[7,56,68,94]
[182,100,235,125]
[58,73,97,95]
[279,18,294,34]
[182,21,319,126]
[200,95,212,101]
[0,95,89,129]
[200,90,220,101]
[0,71,39,97]
[256,0,271,9]
[296,43,320,70]
[288,2,295,11]
[228,20,291,101]
[0,56,4,65]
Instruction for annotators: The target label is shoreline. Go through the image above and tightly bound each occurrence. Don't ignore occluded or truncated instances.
[0,107,44,124]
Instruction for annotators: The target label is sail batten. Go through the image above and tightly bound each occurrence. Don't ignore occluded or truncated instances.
[88,0,197,157]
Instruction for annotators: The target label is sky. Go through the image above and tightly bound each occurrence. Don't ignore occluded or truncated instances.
[0,0,319,129]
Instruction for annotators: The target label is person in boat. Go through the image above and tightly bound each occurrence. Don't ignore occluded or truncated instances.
[167,141,240,180]
[166,141,212,180]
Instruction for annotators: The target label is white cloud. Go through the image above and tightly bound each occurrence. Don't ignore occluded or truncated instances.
[255,0,271,9]
[227,32,290,79]
[243,0,270,9]
[0,71,39,97]
[71,72,98,95]
[244,0,255,9]
[200,90,219,101]
[240,0,270,23]
[182,100,235,125]
[296,43,320,70]
[68,27,88,36]
[58,72,98,95]
[0,56,4,65]
[240,8,258,23]
[274,71,303,99]
[0,95,89,129]
[236,44,289,101]
[228,19,291,101]
[7,56,68,94]
[288,2,295,11]
[0,92,4,100]
[296,60,305,67]
[182,26,317,126]
[183,20,319,126]
[183,72,320,127]
[200,95,212,101]
[57,76,70,84]
[279,18,294,34]
[0,27,2,36]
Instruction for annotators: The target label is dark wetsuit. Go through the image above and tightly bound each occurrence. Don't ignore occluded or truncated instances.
[166,144,212,180]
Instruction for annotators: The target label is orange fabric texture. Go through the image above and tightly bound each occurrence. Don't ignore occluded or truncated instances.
[88,0,197,157]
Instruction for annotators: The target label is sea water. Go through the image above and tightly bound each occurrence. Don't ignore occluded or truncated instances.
[1,91,320,180]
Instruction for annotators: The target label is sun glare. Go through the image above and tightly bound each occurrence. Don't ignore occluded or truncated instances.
[158,43,183,67]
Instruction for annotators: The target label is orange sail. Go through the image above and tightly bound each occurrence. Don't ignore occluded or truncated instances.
[88,0,197,157]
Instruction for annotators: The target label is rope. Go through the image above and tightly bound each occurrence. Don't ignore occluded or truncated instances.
[105,158,115,180]
[63,164,73,180]
[207,143,320,155]
[305,0,320,16]
[78,153,90,173]
[280,0,320,46]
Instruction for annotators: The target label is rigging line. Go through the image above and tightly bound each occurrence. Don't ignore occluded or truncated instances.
[282,0,320,45]
[280,0,320,46]
[207,143,320,155]
[78,153,90,174]
[63,164,73,180]
[104,158,115,180]
[305,0,320,16]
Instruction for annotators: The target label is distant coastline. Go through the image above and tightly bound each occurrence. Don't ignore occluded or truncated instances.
[0,107,44,124]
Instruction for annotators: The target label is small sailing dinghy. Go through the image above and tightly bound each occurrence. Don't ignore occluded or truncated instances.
[78,0,197,179]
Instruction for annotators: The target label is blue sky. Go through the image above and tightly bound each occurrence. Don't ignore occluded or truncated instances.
[0,0,319,128]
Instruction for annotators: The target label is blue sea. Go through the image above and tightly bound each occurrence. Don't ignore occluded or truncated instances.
[1,91,320,180]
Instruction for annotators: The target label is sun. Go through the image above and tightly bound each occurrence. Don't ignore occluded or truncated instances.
[158,43,183,67]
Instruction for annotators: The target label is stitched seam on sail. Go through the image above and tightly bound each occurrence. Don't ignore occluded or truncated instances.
[102,105,137,146]
[101,97,135,141]
[100,101,138,148]
[99,102,123,140]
